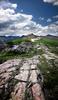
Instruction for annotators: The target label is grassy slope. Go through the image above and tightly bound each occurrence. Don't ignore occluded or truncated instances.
[34,37,58,46]
[0,37,58,62]
[35,37,58,100]
[38,55,58,100]
[34,37,58,54]
[0,37,58,99]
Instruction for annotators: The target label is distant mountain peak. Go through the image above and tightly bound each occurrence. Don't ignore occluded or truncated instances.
[24,33,38,38]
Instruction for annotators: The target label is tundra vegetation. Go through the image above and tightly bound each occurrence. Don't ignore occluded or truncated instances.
[0,36,58,100]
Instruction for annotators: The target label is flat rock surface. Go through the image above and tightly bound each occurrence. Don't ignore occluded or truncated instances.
[0,56,44,100]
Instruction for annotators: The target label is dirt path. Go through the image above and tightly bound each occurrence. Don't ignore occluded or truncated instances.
[0,56,45,100]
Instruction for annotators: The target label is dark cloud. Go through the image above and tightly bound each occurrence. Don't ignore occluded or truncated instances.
[0,22,13,31]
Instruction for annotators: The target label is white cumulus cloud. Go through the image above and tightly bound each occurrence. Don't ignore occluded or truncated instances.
[0,1,58,36]
[43,0,58,5]
[39,17,44,20]
[47,18,52,22]
[41,22,58,36]
[0,0,17,9]
[53,15,58,18]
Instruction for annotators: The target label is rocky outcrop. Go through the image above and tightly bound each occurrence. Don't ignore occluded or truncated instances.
[0,44,6,51]
[7,41,33,54]
[0,56,44,100]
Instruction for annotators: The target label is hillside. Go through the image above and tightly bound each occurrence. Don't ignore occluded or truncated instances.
[0,35,58,100]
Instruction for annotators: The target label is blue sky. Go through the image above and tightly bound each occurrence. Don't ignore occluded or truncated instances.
[10,0,58,25]
[0,0,58,36]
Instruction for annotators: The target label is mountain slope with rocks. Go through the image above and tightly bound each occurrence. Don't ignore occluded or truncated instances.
[0,56,45,100]
[0,35,58,100]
